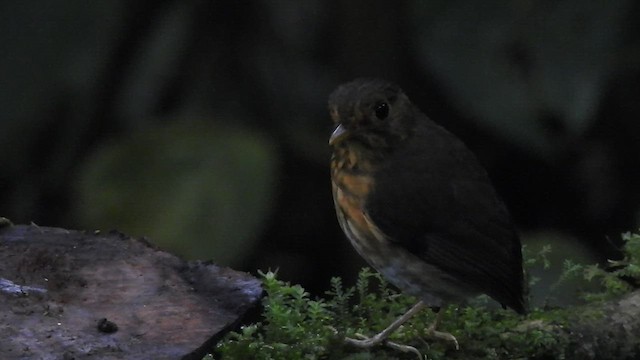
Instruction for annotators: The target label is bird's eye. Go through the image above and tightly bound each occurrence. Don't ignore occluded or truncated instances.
[374,102,389,120]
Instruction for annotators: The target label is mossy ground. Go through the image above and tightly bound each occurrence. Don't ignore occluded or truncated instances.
[213,232,640,359]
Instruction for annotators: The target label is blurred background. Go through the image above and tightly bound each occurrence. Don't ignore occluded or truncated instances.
[1,0,639,306]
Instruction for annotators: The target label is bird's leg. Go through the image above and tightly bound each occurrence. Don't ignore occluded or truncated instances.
[344,301,459,355]
[424,307,459,350]
[345,301,426,347]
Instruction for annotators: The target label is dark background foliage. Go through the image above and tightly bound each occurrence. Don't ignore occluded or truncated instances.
[2,0,639,300]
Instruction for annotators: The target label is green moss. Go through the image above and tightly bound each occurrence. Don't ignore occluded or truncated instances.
[214,231,640,359]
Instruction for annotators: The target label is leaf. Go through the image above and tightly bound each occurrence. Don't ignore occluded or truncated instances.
[75,120,278,266]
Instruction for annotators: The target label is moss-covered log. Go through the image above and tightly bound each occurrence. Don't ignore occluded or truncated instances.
[560,290,640,360]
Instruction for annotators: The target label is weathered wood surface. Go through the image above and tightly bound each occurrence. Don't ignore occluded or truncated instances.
[562,289,640,360]
[0,223,262,360]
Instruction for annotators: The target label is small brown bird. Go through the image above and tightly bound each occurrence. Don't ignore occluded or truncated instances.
[329,78,526,352]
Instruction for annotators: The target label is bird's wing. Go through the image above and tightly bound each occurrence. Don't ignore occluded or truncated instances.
[365,121,525,312]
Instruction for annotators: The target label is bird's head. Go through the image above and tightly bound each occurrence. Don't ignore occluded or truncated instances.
[328,78,416,150]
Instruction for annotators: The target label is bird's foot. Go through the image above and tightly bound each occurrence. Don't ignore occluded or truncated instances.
[424,325,459,350]
[344,332,387,347]
[345,333,422,359]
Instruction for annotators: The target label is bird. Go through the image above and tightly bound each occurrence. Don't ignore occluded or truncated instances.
[328,78,526,353]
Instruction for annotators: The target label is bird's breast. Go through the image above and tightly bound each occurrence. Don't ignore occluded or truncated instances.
[330,146,381,250]
[331,173,376,246]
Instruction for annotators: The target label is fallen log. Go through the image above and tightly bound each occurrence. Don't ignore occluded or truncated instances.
[0,223,262,360]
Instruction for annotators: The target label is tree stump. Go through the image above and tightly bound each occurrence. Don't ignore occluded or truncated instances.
[0,223,262,360]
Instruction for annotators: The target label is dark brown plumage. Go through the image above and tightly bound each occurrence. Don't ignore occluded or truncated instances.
[329,78,526,350]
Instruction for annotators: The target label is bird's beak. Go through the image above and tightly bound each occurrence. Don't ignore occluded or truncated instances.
[329,124,349,146]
